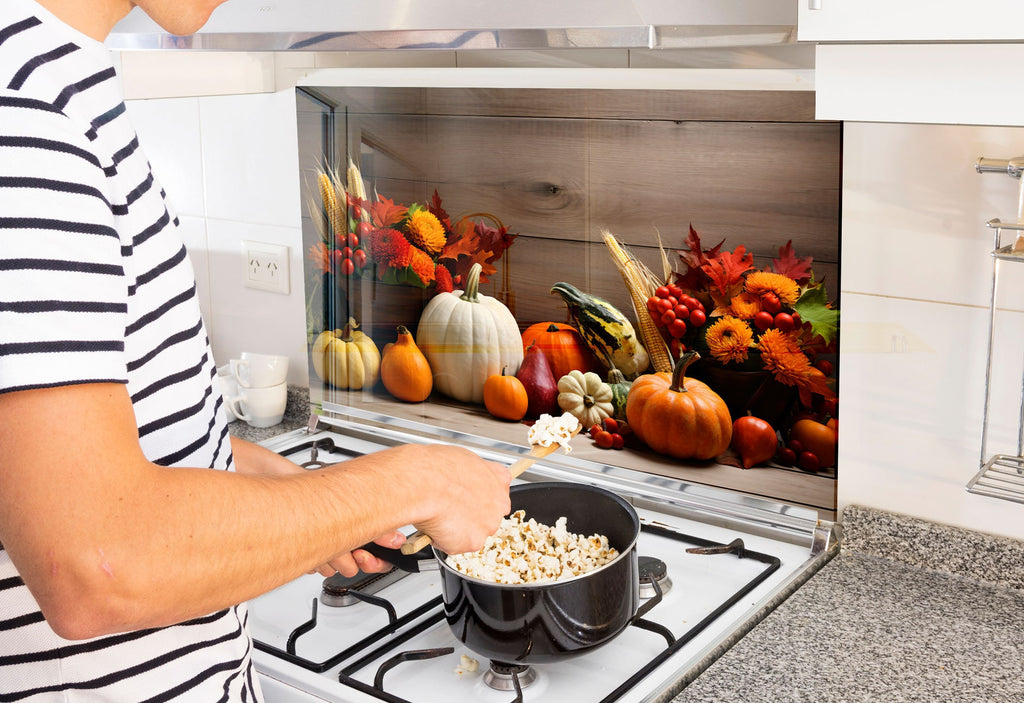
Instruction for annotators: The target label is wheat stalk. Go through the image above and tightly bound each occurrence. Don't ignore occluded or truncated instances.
[602,229,673,374]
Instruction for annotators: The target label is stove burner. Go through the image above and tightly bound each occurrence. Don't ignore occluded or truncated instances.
[483,661,538,691]
[638,555,672,599]
[320,567,407,607]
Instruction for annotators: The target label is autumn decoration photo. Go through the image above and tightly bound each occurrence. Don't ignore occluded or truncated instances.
[305,158,839,477]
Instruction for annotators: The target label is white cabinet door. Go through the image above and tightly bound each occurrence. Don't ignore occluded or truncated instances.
[798,0,1024,42]
[814,43,1024,126]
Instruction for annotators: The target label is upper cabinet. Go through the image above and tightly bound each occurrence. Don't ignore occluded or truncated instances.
[799,2,1024,126]
[798,0,1024,42]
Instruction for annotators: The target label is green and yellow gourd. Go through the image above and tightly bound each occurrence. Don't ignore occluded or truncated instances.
[550,282,650,379]
[606,368,632,421]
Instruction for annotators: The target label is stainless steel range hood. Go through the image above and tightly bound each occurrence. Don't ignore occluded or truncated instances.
[106,0,796,52]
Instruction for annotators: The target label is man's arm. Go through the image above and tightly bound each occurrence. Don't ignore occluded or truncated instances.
[0,383,510,640]
[229,434,403,576]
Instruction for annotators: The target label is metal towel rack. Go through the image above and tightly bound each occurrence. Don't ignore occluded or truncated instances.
[968,155,1024,505]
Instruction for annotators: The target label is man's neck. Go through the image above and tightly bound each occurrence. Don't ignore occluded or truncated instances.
[35,0,134,42]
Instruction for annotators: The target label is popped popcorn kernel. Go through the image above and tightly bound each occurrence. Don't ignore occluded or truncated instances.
[445,510,618,584]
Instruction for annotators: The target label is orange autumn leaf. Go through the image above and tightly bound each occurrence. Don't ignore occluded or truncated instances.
[308,242,332,274]
[369,196,407,229]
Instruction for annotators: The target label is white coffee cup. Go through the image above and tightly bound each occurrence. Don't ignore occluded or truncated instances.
[226,382,288,428]
[231,352,288,389]
[216,364,239,421]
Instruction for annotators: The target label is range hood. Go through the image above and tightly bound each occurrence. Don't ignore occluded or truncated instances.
[106,0,796,52]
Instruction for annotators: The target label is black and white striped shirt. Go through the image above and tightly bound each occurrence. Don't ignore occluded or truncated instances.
[0,0,260,699]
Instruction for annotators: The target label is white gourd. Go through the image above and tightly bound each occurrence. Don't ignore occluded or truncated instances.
[416,263,523,404]
[556,370,614,428]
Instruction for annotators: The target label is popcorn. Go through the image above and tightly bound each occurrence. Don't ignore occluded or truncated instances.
[445,510,618,584]
[527,412,580,453]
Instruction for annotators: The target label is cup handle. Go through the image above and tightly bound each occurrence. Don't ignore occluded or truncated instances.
[230,359,251,388]
[225,395,251,422]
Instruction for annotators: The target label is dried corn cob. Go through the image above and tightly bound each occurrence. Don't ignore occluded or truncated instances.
[346,157,367,202]
[602,229,673,374]
[317,169,345,242]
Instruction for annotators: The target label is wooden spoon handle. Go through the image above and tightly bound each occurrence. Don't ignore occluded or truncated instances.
[398,440,571,555]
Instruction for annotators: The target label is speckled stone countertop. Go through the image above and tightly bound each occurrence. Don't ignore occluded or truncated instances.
[227,385,311,443]
[671,505,1024,702]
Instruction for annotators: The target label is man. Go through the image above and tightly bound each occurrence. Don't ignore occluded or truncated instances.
[0,0,512,699]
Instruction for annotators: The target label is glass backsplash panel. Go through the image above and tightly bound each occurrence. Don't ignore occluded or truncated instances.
[296,85,841,516]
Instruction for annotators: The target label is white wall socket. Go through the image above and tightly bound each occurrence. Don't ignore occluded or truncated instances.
[242,241,290,294]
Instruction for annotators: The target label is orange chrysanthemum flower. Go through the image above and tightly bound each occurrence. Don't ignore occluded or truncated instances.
[368,228,412,269]
[728,292,761,320]
[744,271,800,306]
[757,328,812,383]
[705,316,754,365]
[756,327,836,407]
[404,209,446,255]
[409,247,436,286]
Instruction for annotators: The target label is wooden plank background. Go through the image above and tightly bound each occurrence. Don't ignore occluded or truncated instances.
[299,85,841,514]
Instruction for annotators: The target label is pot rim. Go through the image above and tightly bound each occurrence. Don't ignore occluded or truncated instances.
[433,481,640,589]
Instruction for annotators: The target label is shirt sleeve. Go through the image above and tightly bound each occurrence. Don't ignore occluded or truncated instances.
[0,92,129,394]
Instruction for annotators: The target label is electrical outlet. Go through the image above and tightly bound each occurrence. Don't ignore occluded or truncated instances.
[243,241,290,294]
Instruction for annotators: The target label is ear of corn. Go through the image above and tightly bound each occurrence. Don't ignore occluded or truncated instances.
[602,229,673,374]
[346,157,367,202]
[316,168,346,242]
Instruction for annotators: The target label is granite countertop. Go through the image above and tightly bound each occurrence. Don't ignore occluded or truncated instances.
[671,505,1024,702]
[227,385,311,443]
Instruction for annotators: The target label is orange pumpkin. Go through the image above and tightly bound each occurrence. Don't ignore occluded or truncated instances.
[483,367,529,421]
[626,352,732,460]
[521,322,602,381]
[380,325,433,402]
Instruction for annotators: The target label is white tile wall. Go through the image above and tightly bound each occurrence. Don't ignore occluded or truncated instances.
[126,89,309,385]
[840,122,1024,540]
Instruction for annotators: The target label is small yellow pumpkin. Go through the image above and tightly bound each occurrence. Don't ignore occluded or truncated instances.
[311,317,381,390]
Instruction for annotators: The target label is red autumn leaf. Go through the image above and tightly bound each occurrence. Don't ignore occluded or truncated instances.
[368,196,407,229]
[770,240,814,285]
[676,224,725,291]
[439,217,518,284]
[700,244,754,299]
[428,190,452,231]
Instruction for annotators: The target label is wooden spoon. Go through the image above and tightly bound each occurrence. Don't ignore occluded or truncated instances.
[399,426,581,555]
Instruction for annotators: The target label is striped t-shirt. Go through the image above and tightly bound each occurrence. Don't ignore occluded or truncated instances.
[0,0,261,699]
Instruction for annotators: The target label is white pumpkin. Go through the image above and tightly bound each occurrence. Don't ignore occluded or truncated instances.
[416,263,523,404]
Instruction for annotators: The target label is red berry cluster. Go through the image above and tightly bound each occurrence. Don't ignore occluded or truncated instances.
[645,284,707,342]
[752,292,802,333]
[588,417,630,450]
[774,439,821,473]
[335,221,371,276]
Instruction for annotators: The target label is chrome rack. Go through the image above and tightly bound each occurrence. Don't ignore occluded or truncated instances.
[969,156,1024,505]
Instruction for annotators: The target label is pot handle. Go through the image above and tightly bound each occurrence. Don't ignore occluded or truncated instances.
[631,574,664,622]
[359,542,438,573]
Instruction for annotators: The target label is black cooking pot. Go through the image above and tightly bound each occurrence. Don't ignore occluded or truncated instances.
[364,482,653,664]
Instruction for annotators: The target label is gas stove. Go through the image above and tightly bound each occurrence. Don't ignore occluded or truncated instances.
[249,414,837,703]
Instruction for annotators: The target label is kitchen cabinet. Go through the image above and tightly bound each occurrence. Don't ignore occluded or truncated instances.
[798,0,1024,43]
[800,2,1024,126]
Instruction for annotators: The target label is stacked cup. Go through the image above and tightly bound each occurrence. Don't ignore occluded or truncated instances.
[223,352,289,428]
